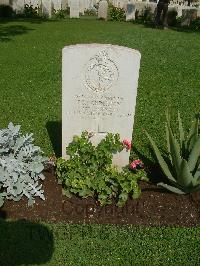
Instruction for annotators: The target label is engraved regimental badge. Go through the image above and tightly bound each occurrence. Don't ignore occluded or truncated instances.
[85,50,119,92]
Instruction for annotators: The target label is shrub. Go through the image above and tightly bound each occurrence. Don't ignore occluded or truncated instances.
[0,4,14,18]
[17,4,47,19]
[146,111,200,194]
[167,10,178,26]
[84,7,97,16]
[109,5,125,22]
[189,18,200,30]
[53,8,69,19]
[0,122,47,207]
[56,131,147,207]
[23,4,39,18]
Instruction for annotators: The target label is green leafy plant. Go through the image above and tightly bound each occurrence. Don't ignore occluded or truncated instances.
[23,4,39,18]
[146,111,200,194]
[109,5,125,22]
[189,18,200,31]
[56,131,147,207]
[0,123,48,207]
[53,8,69,19]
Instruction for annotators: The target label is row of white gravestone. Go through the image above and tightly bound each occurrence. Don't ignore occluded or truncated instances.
[62,44,141,168]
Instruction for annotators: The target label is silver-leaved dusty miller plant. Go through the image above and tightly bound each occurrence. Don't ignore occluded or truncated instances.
[0,122,48,207]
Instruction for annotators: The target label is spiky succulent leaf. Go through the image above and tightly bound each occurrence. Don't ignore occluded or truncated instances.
[166,118,182,177]
[178,111,186,157]
[165,122,172,162]
[193,166,200,183]
[145,131,176,182]
[187,116,199,152]
[157,182,186,194]
[188,137,200,173]
[178,111,185,145]
[177,159,193,188]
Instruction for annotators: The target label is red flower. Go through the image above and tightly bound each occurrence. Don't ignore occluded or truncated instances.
[130,159,144,170]
[122,139,131,151]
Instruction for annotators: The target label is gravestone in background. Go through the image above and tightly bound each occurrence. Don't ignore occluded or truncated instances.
[0,0,9,5]
[42,0,52,18]
[30,0,41,9]
[70,0,79,18]
[61,0,68,9]
[62,44,141,168]
[52,0,62,11]
[98,0,108,20]
[126,2,135,21]
[79,0,84,14]
[12,0,24,13]
[24,0,30,5]
[181,7,197,26]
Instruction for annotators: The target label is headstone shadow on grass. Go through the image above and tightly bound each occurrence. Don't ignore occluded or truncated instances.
[0,218,54,265]
[0,24,34,41]
[46,121,62,157]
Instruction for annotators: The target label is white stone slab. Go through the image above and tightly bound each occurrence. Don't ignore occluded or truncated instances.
[181,7,197,26]
[30,0,41,9]
[42,0,52,17]
[62,44,141,168]
[12,0,24,13]
[61,0,68,9]
[79,0,84,14]
[70,0,79,18]
[24,0,31,5]
[98,0,108,20]
[52,0,61,11]
[126,2,135,21]
[0,0,9,5]
[197,8,200,18]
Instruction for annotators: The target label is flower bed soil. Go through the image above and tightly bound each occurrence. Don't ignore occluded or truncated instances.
[0,166,199,227]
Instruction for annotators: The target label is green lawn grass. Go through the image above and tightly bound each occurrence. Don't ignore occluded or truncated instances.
[0,17,200,265]
[0,220,199,266]
[0,17,199,161]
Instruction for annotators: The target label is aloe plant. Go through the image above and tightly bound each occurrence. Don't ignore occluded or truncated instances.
[146,111,200,194]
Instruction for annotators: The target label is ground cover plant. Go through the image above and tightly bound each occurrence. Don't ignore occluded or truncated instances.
[0,16,199,264]
[57,132,147,206]
[0,122,47,207]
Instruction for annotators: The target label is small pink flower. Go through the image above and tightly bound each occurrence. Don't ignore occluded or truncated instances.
[122,139,131,150]
[130,159,144,170]
[130,162,137,170]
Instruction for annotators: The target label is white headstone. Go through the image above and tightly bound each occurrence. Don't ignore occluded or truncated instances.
[98,0,108,20]
[0,0,9,5]
[61,0,68,9]
[181,7,197,26]
[70,0,79,18]
[62,44,141,168]
[42,0,52,18]
[197,8,200,18]
[24,0,30,5]
[126,2,135,21]
[30,0,40,9]
[79,0,84,14]
[52,0,61,11]
[12,0,24,13]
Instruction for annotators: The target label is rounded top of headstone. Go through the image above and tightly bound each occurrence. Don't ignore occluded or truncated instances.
[62,44,141,58]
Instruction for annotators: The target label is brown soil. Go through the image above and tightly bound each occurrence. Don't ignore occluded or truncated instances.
[0,166,199,226]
